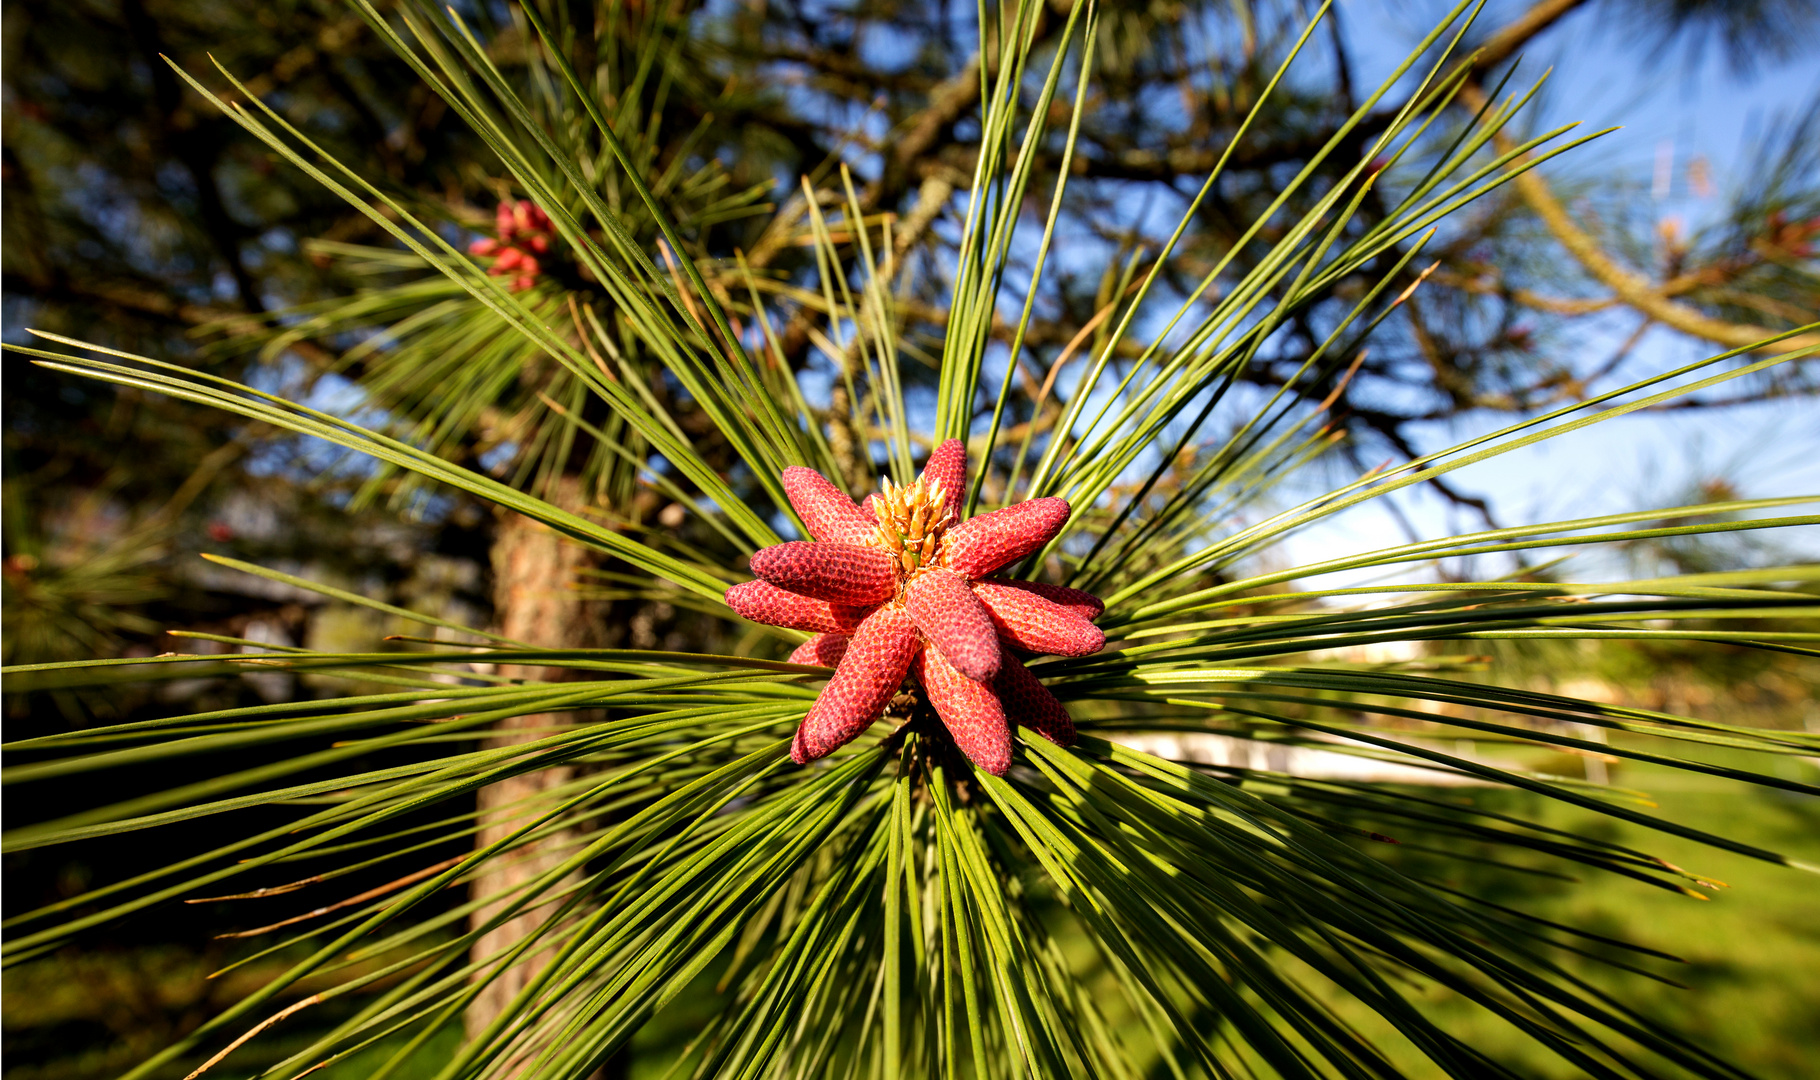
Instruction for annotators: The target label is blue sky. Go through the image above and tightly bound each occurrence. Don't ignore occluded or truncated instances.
[1267,0,1820,587]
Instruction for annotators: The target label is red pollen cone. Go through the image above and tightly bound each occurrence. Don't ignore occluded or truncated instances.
[788,633,851,668]
[993,578,1104,620]
[750,541,898,605]
[792,607,919,764]
[782,466,877,545]
[919,439,967,519]
[904,568,1000,682]
[734,438,1106,772]
[725,580,867,634]
[971,582,1105,656]
[915,646,1013,775]
[993,655,1076,747]
[944,497,1070,579]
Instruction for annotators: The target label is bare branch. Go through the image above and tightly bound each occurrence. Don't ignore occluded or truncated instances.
[1459,83,1819,354]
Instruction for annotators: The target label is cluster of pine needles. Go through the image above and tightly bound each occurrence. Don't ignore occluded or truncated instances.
[4,0,1818,1077]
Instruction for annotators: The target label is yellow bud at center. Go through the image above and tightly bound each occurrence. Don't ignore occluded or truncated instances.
[872,476,952,581]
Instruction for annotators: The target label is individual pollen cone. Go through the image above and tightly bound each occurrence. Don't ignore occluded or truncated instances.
[970,582,1105,656]
[729,438,1104,771]
[905,569,1000,681]
[992,655,1076,747]
[788,634,851,668]
[944,498,1070,578]
[915,646,1013,776]
[994,578,1104,620]
[750,541,898,605]
[725,581,866,634]
[782,466,876,545]
[792,607,919,764]
[920,439,967,520]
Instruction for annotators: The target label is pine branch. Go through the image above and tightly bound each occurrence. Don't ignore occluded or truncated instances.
[1459,82,1820,354]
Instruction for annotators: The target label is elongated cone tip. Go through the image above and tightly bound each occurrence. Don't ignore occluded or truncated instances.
[944,498,1070,579]
[993,655,1076,747]
[791,607,919,763]
[917,646,1013,775]
[749,541,897,606]
[920,439,967,520]
[725,580,865,634]
[782,466,875,545]
[905,569,1000,682]
[998,579,1104,621]
[788,633,851,668]
[971,582,1104,657]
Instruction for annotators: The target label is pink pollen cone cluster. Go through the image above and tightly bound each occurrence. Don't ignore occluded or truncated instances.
[468,200,555,293]
[724,439,1106,775]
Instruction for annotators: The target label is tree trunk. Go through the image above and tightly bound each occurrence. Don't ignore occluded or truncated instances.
[466,480,598,1058]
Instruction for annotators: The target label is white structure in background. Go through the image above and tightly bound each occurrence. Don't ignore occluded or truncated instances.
[1116,636,1489,784]
[1110,731,1489,785]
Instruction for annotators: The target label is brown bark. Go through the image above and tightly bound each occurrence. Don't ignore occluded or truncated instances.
[1457,82,1819,355]
[466,478,599,1050]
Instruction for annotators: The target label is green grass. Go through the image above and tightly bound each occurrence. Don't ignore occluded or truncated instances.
[1304,757,1820,1079]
